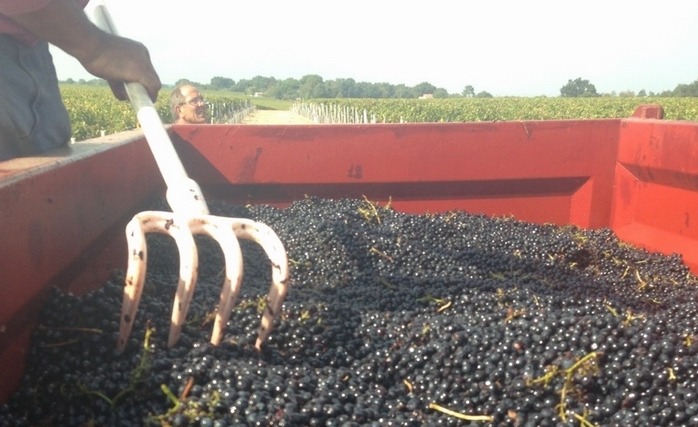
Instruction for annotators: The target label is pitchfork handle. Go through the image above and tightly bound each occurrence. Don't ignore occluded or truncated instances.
[92,3,210,216]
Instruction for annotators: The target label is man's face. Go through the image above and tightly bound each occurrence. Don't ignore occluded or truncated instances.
[177,86,207,124]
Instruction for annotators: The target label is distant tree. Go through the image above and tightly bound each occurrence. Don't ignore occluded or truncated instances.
[433,88,449,98]
[309,83,329,98]
[210,76,235,90]
[414,81,436,97]
[356,81,381,98]
[77,78,108,86]
[298,74,323,99]
[250,75,277,92]
[276,78,301,99]
[374,82,394,98]
[393,84,414,98]
[323,80,340,97]
[231,78,253,92]
[263,84,279,98]
[560,78,598,97]
[462,85,475,97]
[64,78,75,84]
[175,78,193,86]
[673,80,698,97]
[300,74,323,86]
[618,90,635,98]
[334,78,357,98]
[164,74,505,99]
[638,89,647,97]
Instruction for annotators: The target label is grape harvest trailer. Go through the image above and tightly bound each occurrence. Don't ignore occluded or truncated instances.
[1,104,698,425]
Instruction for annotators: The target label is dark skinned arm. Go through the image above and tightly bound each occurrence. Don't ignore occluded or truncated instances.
[8,0,160,101]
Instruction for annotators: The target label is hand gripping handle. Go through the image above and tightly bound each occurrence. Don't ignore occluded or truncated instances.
[92,3,209,216]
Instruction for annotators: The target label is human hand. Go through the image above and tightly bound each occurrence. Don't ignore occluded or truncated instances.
[80,32,161,101]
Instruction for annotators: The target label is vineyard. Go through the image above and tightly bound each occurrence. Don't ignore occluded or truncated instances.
[60,85,698,141]
[293,97,698,124]
[59,85,254,141]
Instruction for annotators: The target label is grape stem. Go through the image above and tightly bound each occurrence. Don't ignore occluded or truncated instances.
[428,402,493,422]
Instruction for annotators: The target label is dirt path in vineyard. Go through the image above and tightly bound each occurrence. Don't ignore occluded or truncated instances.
[241,110,314,124]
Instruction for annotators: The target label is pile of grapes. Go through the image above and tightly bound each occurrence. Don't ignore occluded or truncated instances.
[2,197,698,427]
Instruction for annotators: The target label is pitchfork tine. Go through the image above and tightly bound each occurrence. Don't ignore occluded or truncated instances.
[117,213,289,351]
[166,217,201,347]
[118,217,147,351]
[118,212,197,351]
[186,217,244,347]
[232,219,290,351]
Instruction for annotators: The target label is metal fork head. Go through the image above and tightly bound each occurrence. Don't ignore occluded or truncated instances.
[117,210,289,352]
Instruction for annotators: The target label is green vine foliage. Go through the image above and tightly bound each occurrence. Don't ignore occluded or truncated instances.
[60,86,252,141]
[295,97,698,123]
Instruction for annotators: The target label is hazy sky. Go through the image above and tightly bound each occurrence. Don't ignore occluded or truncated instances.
[50,0,698,97]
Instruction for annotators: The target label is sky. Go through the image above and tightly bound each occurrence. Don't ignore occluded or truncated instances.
[50,0,698,97]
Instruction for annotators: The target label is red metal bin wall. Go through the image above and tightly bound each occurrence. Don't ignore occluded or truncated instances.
[0,117,635,402]
[172,120,620,229]
[0,134,163,403]
[612,119,698,273]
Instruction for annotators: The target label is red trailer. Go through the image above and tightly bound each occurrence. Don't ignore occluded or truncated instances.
[1,104,695,404]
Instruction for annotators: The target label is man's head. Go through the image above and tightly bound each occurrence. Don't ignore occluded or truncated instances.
[170,84,207,124]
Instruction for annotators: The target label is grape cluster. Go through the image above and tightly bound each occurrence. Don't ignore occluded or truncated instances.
[2,197,698,427]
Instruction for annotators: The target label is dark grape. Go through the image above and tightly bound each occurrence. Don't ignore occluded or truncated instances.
[2,197,698,427]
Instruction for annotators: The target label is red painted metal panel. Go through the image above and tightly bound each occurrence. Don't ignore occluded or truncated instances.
[631,104,665,119]
[612,119,698,271]
[171,120,619,228]
[0,132,163,402]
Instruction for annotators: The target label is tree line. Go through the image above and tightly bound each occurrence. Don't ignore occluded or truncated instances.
[172,75,493,100]
[560,77,698,98]
[62,75,475,99]
[60,75,698,99]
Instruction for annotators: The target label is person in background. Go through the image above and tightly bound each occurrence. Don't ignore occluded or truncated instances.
[169,84,207,124]
[0,0,161,161]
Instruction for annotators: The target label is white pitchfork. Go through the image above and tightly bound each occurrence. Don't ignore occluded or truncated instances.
[93,4,289,352]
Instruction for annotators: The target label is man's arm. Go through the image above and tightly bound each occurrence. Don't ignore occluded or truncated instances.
[8,0,160,100]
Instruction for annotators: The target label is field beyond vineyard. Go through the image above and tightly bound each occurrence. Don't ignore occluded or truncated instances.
[60,85,698,141]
